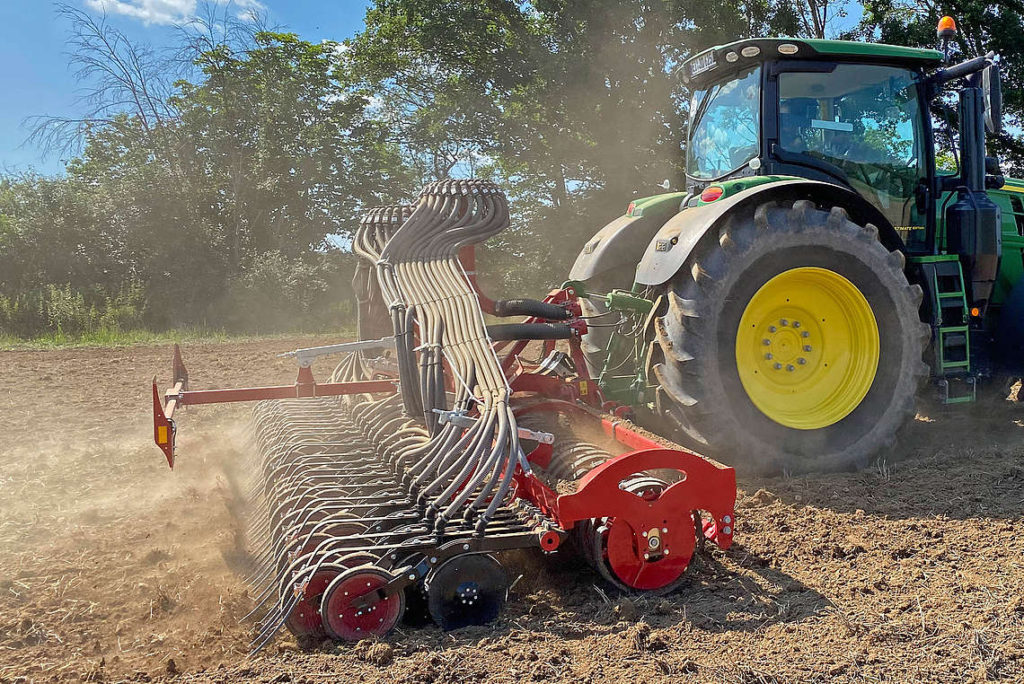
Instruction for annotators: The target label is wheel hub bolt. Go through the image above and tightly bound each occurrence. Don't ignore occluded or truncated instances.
[773,362,782,370]
[803,345,812,352]
[801,331,810,338]
[797,358,806,365]
[769,325,777,333]
[786,364,795,372]
[780,319,788,326]
[762,338,771,346]
[792,321,801,328]
[764,353,773,360]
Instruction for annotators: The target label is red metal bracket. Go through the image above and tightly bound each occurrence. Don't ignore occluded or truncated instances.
[153,380,176,468]
[557,448,736,549]
[511,400,737,554]
[152,344,400,469]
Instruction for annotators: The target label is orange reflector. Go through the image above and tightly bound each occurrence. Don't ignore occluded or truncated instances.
[938,15,957,38]
[157,425,168,445]
[971,306,981,317]
[701,186,724,202]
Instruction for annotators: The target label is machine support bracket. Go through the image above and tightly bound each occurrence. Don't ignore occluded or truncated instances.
[153,344,399,468]
[433,408,555,444]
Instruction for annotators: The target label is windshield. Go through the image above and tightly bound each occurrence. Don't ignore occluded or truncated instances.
[687,66,761,180]
[778,64,925,229]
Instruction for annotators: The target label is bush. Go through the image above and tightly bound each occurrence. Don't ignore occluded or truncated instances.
[216,250,357,334]
[0,290,46,338]
[0,281,147,340]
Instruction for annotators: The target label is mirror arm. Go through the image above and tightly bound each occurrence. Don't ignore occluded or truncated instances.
[932,52,996,86]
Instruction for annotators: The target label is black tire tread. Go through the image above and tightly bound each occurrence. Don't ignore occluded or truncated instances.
[649,199,928,475]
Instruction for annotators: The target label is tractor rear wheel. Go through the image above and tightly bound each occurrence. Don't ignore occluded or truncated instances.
[648,199,929,474]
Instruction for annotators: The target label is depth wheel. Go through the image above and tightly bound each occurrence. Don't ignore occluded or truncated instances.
[604,513,694,593]
[282,563,344,640]
[584,477,692,594]
[320,566,405,642]
[426,554,507,631]
[649,199,929,474]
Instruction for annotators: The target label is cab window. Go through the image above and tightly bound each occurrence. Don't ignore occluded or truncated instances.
[687,66,761,180]
[778,64,926,233]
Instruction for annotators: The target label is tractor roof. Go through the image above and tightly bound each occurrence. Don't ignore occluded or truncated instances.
[681,38,943,88]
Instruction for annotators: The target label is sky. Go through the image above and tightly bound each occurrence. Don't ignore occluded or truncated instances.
[0,0,372,175]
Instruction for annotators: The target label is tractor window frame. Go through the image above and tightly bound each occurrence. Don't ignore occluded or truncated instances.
[685,65,763,182]
[763,61,937,254]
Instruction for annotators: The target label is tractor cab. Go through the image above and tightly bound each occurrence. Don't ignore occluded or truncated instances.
[681,38,1002,259]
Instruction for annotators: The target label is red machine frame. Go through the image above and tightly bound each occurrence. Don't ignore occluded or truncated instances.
[152,344,399,468]
[151,245,737,585]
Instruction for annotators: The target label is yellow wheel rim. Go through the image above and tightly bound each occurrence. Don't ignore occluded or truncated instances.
[735,267,879,430]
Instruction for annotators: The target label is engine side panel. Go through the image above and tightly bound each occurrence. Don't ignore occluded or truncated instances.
[984,183,1024,307]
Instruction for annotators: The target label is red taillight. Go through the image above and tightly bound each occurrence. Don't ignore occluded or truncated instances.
[700,186,724,203]
[627,202,637,215]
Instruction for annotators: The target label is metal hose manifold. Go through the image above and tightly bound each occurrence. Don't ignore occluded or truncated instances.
[374,179,519,534]
[241,181,530,648]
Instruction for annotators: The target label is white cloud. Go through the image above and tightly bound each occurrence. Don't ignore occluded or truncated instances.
[84,0,265,26]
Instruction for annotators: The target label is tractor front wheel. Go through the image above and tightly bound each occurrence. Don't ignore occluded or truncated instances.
[649,199,929,474]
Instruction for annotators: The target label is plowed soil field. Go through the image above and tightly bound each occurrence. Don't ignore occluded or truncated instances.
[1,338,1022,683]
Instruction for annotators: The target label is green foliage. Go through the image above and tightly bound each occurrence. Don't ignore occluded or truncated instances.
[1,20,415,340]
[346,0,822,296]
[218,250,359,334]
[0,282,145,339]
[857,0,1024,174]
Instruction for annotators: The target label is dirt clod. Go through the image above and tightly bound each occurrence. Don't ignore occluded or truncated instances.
[747,488,780,506]
[614,598,638,621]
[355,640,394,666]
[628,621,651,651]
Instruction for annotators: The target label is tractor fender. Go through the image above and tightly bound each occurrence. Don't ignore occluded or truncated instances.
[569,193,688,283]
[634,179,902,286]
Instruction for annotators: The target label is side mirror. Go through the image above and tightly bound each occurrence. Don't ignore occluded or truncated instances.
[983,64,1003,135]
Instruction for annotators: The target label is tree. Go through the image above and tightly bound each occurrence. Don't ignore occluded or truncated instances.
[28,5,178,160]
[4,7,418,336]
[858,0,1024,172]
[346,0,818,295]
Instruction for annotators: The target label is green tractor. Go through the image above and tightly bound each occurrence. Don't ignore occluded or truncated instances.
[570,29,1023,474]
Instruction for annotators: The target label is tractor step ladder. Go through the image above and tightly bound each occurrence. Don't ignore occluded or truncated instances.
[915,255,975,404]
